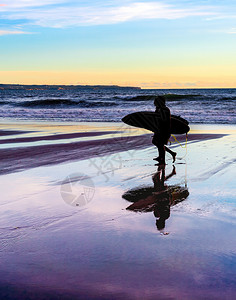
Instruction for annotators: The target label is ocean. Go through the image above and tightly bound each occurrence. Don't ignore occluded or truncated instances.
[0,85,235,124]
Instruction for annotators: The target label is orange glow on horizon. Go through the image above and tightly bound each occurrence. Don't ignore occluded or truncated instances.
[0,70,235,89]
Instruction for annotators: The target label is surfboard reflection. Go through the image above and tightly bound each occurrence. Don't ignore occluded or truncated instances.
[122,166,189,233]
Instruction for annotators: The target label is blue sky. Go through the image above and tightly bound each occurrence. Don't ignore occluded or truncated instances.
[0,0,236,87]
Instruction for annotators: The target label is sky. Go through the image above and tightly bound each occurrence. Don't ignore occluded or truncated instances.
[0,0,236,88]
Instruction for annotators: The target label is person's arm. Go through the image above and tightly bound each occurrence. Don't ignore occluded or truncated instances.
[158,106,170,134]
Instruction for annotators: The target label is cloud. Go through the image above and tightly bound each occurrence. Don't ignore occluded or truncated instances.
[210,27,236,34]
[140,81,198,88]
[227,28,236,34]
[1,0,65,8]
[0,29,31,35]
[0,1,216,28]
[139,80,235,88]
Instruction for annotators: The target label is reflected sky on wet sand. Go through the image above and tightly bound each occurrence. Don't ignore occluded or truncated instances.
[0,125,236,299]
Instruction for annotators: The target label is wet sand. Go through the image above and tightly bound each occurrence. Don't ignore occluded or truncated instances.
[0,122,227,175]
[0,121,236,299]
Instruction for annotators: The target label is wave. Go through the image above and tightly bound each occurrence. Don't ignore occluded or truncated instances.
[14,99,118,108]
[119,94,201,102]
[0,101,9,105]
[164,94,201,100]
[121,95,154,101]
[221,97,236,101]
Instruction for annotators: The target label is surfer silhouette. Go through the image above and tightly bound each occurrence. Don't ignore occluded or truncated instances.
[123,164,189,233]
[152,96,176,164]
[153,165,175,234]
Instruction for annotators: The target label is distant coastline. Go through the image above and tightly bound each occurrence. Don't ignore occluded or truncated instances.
[0,84,141,90]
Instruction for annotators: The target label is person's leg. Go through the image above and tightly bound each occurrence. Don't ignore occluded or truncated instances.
[157,143,165,164]
[152,134,160,161]
[153,134,167,164]
[164,146,176,162]
[153,155,160,161]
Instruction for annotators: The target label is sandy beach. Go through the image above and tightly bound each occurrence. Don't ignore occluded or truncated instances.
[0,121,236,299]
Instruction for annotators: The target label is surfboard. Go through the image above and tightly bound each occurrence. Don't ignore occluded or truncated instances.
[122,111,190,134]
[123,185,189,212]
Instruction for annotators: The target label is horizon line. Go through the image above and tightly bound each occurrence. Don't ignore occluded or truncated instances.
[0,83,236,90]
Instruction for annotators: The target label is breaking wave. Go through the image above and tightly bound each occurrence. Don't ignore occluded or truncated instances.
[119,94,201,102]
[14,99,119,108]
[0,101,10,105]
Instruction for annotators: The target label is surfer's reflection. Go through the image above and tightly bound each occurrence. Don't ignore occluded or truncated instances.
[122,165,189,234]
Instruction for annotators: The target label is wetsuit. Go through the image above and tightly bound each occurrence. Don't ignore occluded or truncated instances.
[152,105,171,148]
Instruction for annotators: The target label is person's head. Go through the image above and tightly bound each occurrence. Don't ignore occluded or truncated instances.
[156,218,166,230]
[154,96,166,108]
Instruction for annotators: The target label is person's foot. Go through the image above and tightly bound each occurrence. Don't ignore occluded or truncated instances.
[172,152,177,163]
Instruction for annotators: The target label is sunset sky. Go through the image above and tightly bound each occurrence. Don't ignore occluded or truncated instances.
[0,0,236,88]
